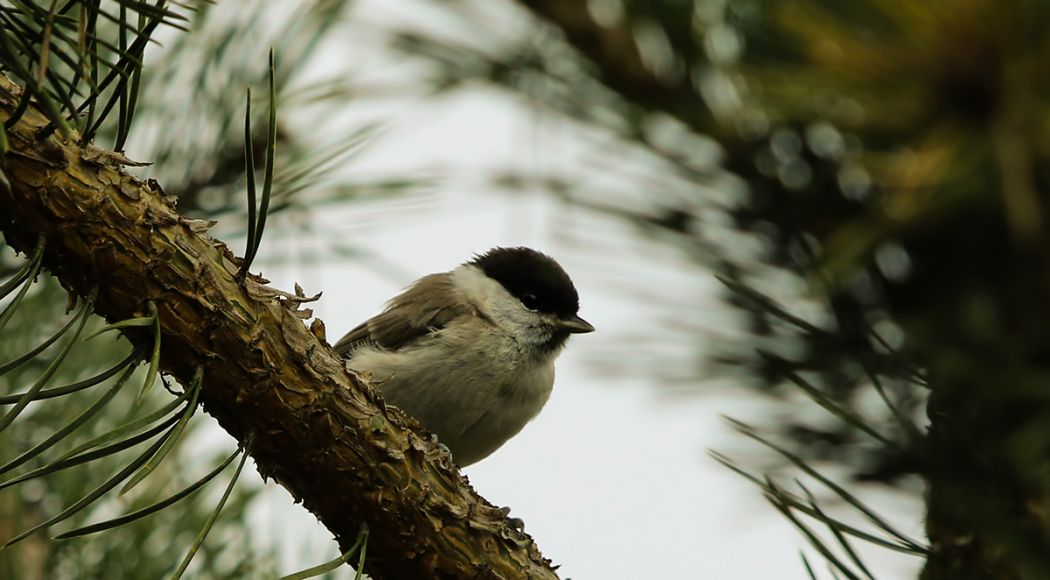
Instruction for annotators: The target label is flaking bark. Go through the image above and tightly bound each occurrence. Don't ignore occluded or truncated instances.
[0,75,558,580]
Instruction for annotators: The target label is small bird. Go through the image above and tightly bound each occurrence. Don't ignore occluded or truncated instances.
[334,247,594,466]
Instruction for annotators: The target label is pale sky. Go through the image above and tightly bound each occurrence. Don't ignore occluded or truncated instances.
[180,1,927,577]
[233,92,925,579]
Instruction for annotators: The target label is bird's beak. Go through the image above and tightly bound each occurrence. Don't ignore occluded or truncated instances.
[558,314,595,334]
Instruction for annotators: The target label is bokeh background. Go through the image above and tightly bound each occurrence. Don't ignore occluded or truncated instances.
[10,0,1050,577]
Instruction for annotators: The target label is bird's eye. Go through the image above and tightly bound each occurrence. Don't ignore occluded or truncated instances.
[520,292,540,310]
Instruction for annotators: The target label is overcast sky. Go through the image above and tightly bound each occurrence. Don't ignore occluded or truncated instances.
[232,91,924,580]
[179,2,927,577]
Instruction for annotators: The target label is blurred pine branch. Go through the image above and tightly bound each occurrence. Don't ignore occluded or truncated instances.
[379,0,1050,576]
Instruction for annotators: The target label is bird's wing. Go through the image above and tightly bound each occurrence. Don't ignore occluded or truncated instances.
[333,273,475,357]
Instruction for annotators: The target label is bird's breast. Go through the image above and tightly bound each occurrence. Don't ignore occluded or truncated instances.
[345,335,556,466]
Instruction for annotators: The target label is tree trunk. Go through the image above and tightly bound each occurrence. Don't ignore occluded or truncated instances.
[0,75,557,580]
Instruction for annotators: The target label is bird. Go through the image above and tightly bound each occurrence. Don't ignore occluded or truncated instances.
[334,246,594,467]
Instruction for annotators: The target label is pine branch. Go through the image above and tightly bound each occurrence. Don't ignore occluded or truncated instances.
[513,0,717,135]
[0,74,557,580]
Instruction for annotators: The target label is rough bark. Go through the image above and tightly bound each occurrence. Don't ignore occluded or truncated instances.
[0,75,557,579]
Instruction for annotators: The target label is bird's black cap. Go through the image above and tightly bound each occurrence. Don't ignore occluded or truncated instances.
[470,247,581,318]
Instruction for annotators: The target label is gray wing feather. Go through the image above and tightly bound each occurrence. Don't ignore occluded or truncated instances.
[333,274,472,357]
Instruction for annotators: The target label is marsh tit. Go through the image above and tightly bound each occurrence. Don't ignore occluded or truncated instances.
[334,247,594,466]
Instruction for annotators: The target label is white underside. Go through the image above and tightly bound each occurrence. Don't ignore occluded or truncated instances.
[346,265,559,466]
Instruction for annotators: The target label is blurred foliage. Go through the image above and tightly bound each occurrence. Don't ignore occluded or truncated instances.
[0,0,405,578]
[118,0,415,222]
[105,0,425,249]
[373,0,1050,576]
[10,0,1050,576]
[0,253,274,580]
[0,0,191,142]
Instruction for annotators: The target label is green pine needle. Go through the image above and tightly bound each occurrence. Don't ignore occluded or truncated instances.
[237,47,278,281]
[0,290,95,433]
[169,441,251,580]
[54,447,242,540]
[2,419,174,548]
[0,302,90,375]
[278,523,369,580]
[136,301,162,403]
[121,366,202,495]
[0,362,136,478]
[0,414,180,493]
[81,315,154,341]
